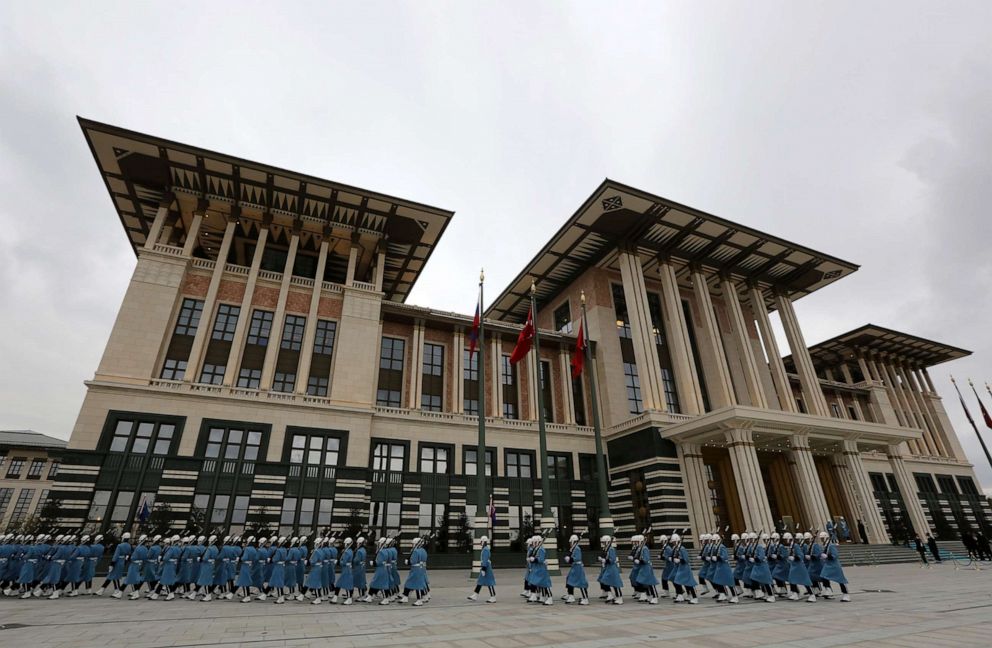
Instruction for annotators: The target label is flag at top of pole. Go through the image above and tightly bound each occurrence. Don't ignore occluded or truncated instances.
[467,300,481,358]
[571,320,585,378]
[968,379,992,430]
[509,307,535,365]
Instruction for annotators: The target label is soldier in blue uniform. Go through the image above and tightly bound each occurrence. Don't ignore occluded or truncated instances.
[784,532,816,602]
[807,531,824,594]
[731,533,747,599]
[597,535,624,604]
[141,535,162,599]
[303,536,324,603]
[322,536,338,603]
[336,537,355,605]
[527,535,553,605]
[97,532,131,597]
[657,534,672,599]
[696,533,712,597]
[353,537,369,602]
[749,533,775,602]
[560,534,587,605]
[291,537,307,600]
[121,535,148,600]
[62,535,87,598]
[817,531,851,602]
[153,536,181,600]
[235,536,257,602]
[387,538,401,601]
[771,532,791,597]
[632,534,660,604]
[670,534,699,604]
[707,531,737,603]
[369,537,390,604]
[627,535,642,600]
[15,535,40,598]
[266,537,288,603]
[82,534,104,595]
[468,535,497,603]
[521,535,536,600]
[193,535,220,602]
[178,536,200,597]
[399,536,429,605]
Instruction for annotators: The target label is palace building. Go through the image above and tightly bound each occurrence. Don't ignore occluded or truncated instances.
[50,118,989,550]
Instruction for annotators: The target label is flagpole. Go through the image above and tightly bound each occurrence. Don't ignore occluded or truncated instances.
[581,291,614,536]
[472,269,488,578]
[530,280,559,573]
[951,376,992,472]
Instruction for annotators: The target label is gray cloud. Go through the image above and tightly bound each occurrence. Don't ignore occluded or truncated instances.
[1,1,991,488]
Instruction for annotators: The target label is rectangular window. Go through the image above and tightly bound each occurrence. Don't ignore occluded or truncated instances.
[299,497,316,527]
[847,405,858,420]
[936,475,959,495]
[307,320,337,397]
[421,343,444,411]
[547,452,571,479]
[87,490,111,522]
[0,488,14,518]
[307,375,328,396]
[418,502,446,536]
[958,476,980,496]
[623,362,643,414]
[6,457,25,478]
[464,448,495,476]
[372,441,406,472]
[9,489,35,523]
[501,354,518,419]
[376,337,405,407]
[506,450,533,478]
[26,459,45,479]
[174,298,205,336]
[161,358,187,380]
[313,320,337,355]
[539,360,553,422]
[47,461,60,479]
[419,445,449,474]
[571,376,586,426]
[368,501,401,535]
[830,403,842,418]
[869,472,889,493]
[553,302,572,333]
[211,304,240,341]
[796,398,807,414]
[273,371,296,393]
[199,362,226,385]
[237,367,262,389]
[506,504,533,542]
[247,309,274,346]
[914,473,938,494]
[106,418,177,456]
[463,348,479,415]
[110,491,134,522]
[317,499,333,526]
[287,432,341,466]
[281,315,306,351]
[612,284,632,339]
[231,495,250,524]
[34,490,51,514]
[280,497,298,526]
[202,425,264,463]
[660,367,680,414]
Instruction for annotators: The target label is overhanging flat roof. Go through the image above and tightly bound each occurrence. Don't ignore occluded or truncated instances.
[798,324,972,369]
[78,117,454,303]
[487,179,859,323]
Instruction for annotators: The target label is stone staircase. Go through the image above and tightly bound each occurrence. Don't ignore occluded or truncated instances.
[836,543,923,566]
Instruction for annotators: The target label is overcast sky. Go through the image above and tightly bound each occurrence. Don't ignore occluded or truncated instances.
[1,1,991,487]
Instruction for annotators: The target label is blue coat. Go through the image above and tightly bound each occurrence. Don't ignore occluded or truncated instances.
[337,547,354,590]
[370,547,390,590]
[787,543,813,587]
[196,545,218,587]
[563,545,586,589]
[143,544,161,582]
[107,542,130,580]
[661,545,675,581]
[237,545,257,588]
[125,544,148,586]
[304,547,324,589]
[268,546,287,588]
[321,546,336,589]
[84,543,103,581]
[179,545,198,584]
[388,547,400,589]
[698,543,713,581]
[404,546,429,591]
[528,546,551,589]
[772,542,791,581]
[285,546,302,588]
[65,545,85,583]
[672,546,697,587]
[627,548,642,587]
[819,543,848,584]
[748,545,772,585]
[477,545,496,587]
[17,544,41,584]
[293,546,305,587]
[598,545,623,589]
[733,544,747,580]
[633,545,658,586]
[709,544,735,587]
[353,546,367,589]
[159,545,182,586]
[254,546,270,587]
[742,545,756,584]
[808,542,824,580]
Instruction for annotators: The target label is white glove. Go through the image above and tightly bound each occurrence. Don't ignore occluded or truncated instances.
[787,556,795,562]
[528,556,535,563]
[748,557,755,563]
[674,558,681,564]
[634,559,641,565]
[820,553,827,560]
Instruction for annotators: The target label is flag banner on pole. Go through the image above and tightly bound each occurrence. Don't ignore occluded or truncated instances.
[958,390,976,427]
[970,382,992,429]
[571,320,585,378]
[467,300,481,358]
[509,308,534,365]
[138,498,151,523]
[488,493,496,528]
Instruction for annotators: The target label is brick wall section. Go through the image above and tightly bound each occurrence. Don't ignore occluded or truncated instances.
[317,296,343,318]
[181,273,210,298]
[251,286,279,309]
[285,290,310,315]
[548,348,565,423]
[216,279,245,303]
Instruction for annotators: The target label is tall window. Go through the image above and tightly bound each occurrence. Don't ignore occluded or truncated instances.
[553,302,572,333]
[281,315,306,351]
[419,445,449,473]
[623,362,643,414]
[212,304,240,341]
[464,448,495,476]
[958,476,981,496]
[47,461,60,479]
[376,338,405,407]
[5,457,25,478]
[107,419,177,455]
[238,309,273,389]
[372,442,406,472]
[247,309,274,346]
[203,426,264,462]
[288,432,341,466]
[506,450,533,478]
[0,488,13,518]
[272,314,306,393]
[612,284,632,339]
[9,489,35,523]
[419,502,447,536]
[26,459,45,479]
[501,354,518,419]
[539,360,554,422]
[463,348,479,415]
[421,343,444,411]
[507,504,533,542]
[647,293,681,413]
[200,303,240,384]
[110,491,134,523]
[307,320,337,396]
[237,367,262,389]
[160,298,204,380]
[547,453,571,479]
[87,490,110,522]
[33,489,50,514]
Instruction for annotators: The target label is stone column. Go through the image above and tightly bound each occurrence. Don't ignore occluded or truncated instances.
[921,368,937,392]
[294,239,330,394]
[750,285,796,412]
[774,293,829,416]
[838,440,888,543]
[657,259,705,414]
[886,444,931,537]
[867,353,905,427]
[373,249,386,292]
[897,362,944,456]
[879,359,922,454]
[788,433,833,529]
[409,320,426,409]
[184,219,237,383]
[692,267,736,408]
[181,212,204,257]
[345,233,360,286]
[724,427,775,531]
[856,354,873,384]
[559,347,576,425]
[721,277,768,408]
[142,198,172,250]
[259,233,300,390]
[618,250,665,410]
[223,225,270,386]
[678,442,717,534]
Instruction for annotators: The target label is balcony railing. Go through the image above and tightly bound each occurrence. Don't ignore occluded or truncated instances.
[191,258,216,271]
[350,280,378,292]
[152,243,185,257]
[225,264,250,277]
[257,269,282,282]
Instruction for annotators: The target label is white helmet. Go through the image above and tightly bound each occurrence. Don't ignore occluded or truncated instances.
[568,534,579,544]
[300,535,308,544]
[356,537,365,546]
[171,535,180,542]
[771,532,780,540]
[153,534,162,542]
[782,532,793,541]
[137,534,147,544]
[818,531,829,540]
[760,533,770,541]
[122,532,131,541]
[700,533,710,541]
[344,537,353,547]
[258,537,268,545]
[804,532,813,540]
[208,535,217,544]
[80,535,90,543]
[95,534,104,544]
[670,534,680,543]
[730,533,740,542]
[277,536,287,544]
[632,534,644,543]
[657,534,668,543]
[246,536,256,544]
[481,535,490,545]
[163,536,173,544]
[377,537,387,546]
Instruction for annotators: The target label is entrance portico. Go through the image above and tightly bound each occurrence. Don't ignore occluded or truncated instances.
[664,406,924,543]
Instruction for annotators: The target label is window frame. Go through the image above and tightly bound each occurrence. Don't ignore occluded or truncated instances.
[463,447,495,477]
[420,342,445,412]
[376,337,406,408]
[417,442,453,475]
[98,412,185,457]
[282,426,349,467]
[369,438,410,473]
[505,448,536,478]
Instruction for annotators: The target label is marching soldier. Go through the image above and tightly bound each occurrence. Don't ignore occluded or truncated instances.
[561,534,588,605]
[632,533,660,604]
[353,537,369,602]
[527,535,553,605]
[670,534,699,604]
[817,531,851,602]
[237,536,258,603]
[696,533,712,596]
[468,535,497,603]
[784,532,816,602]
[597,534,624,604]
[707,531,737,603]
[749,533,775,602]
[336,537,355,605]
[400,536,430,605]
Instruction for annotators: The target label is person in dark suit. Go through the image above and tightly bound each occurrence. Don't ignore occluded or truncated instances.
[857,519,869,544]
[926,534,941,563]
[913,535,928,565]
[976,532,992,561]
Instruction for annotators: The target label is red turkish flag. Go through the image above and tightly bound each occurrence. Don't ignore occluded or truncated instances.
[571,321,585,379]
[509,308,534,365]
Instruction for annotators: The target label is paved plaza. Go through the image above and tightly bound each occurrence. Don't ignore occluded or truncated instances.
[2,562,992,648]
